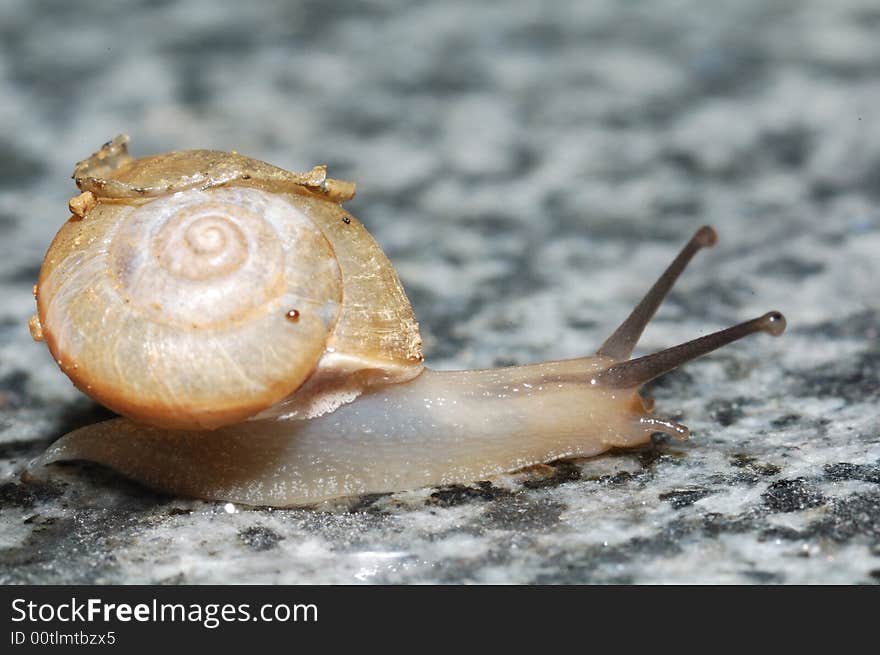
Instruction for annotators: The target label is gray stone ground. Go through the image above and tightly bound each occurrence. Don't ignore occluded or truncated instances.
[0,0,878,583]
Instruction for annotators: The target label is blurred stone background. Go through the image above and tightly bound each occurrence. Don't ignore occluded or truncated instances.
[0,0,878,583]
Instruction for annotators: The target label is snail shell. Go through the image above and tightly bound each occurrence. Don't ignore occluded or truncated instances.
[35,136,422,429]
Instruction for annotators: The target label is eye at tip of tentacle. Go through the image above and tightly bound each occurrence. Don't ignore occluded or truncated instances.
[759,310,787,336]
[694,225,718,248]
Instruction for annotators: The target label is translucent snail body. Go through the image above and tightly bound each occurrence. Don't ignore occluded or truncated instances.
[31,137,786,507]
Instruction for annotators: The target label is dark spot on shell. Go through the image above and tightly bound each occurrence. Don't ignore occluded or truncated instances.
[342,216,351,224]
[285,309,300,322]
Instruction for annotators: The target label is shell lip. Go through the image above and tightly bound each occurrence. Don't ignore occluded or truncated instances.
[73,134,357,203]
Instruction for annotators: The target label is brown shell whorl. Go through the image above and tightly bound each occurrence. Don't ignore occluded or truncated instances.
[38,186,343,429]
[36,137,424,429]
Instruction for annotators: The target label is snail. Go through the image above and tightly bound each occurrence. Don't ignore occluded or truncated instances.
[29,136,786,507]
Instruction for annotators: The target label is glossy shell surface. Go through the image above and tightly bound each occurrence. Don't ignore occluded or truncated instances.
[35,137,423,429]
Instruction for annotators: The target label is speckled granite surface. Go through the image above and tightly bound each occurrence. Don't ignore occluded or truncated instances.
[1,0,878,584]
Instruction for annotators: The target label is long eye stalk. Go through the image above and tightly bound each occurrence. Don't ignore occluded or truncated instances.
[597,225,718,361]
[595,311,786,389]
[594,225,785,389]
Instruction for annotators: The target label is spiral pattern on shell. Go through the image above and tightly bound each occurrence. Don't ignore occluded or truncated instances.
[37,187,343,429]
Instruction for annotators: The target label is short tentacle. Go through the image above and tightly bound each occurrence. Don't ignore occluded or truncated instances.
[639,416,690,441]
